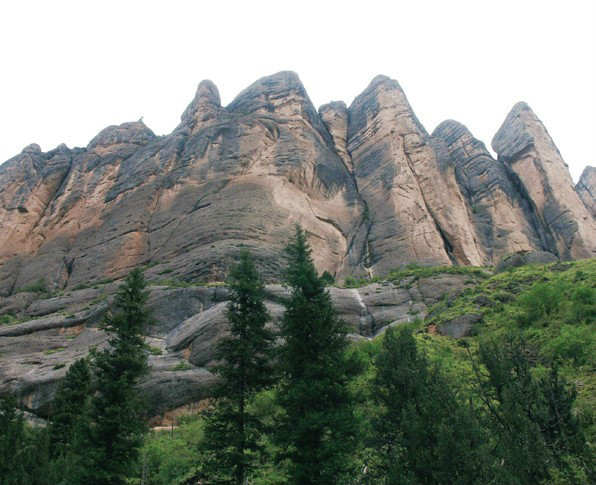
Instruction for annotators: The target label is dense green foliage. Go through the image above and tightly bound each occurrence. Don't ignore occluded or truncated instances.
[131,258,596,484]
[1,257,594,485]
[370,327,488,484]
[0,269,153,485]
[48,358,91,457]
[202,251,275,484]
[75,268,151,485]
[275,226,357,485]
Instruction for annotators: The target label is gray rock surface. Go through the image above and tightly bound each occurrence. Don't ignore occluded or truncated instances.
[576,166,596,220]
[438,313,482,338]
[495,250,559,273]
[0,273,482,418]
[1,73,594,296]
[492,103,596,260]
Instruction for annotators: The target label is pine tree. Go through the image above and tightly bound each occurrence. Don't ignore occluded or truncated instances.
[0,394,26,484]
[372,326,489,485]
[203,250,275,485]
[474,334,594,484]
[75,268,151,485]
[276,226,357,485]
[48,358,91,457]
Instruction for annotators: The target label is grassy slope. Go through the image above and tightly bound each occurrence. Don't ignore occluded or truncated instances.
[351,258,596,440]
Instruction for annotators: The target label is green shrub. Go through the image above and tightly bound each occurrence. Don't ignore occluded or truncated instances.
[567,286,596,324]
[320,270,335,285]
[144,345,163,356]
[542,324,596,367]
[0,314,18,325]
[516,282,564,326]
[43,347,66,355]
[171,361,192,371]
[138,415,205,485]
[17,279,49,294]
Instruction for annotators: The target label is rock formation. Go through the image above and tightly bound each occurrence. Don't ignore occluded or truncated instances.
[577,166,596,220]
[0,272,483,418]
[1,71,594,420]
[0,72,593,291]
[492,102,596,260]
[432,120,544,259]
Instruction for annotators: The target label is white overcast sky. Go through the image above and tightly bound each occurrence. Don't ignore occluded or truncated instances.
[1,0,594,181]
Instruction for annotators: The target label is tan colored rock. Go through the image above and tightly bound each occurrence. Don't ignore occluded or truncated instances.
[576,166,596,220]
[319,101,352,172]
[492,103,596,260]
[347,76,485,274]
[433,120,545,260]
[0,72,368,294]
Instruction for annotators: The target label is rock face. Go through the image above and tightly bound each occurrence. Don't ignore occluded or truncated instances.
[577,166,596,220]
[0,272,484,418]
[347,76,484,273]
[492,102,596,260]
[432,121,544,260]
[0,72,594,296]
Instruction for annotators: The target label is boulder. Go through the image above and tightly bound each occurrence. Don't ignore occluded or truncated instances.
[495,250,559,273]
[438,314,482,338]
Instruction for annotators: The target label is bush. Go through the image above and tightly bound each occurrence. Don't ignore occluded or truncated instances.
[0,314,18,325]
[542,324,596,367]
[567,286,596,324]
[320,270,335,285]
[516,282,564,326]
[17,279,49,294]
[138,416,205,485]
[171,362,192,372]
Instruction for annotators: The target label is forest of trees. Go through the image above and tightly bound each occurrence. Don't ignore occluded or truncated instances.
[1,227,595,485]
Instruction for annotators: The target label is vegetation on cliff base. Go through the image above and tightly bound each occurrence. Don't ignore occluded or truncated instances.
[1,257,595,485]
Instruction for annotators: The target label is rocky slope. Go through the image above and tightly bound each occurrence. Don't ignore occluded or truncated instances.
[1,71,594,296]
[0,270,485,418]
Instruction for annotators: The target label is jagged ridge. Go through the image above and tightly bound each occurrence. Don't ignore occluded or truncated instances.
[1,72,595,296]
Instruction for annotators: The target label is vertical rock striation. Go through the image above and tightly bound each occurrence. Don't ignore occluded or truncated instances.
[432,120,545,260]
[0,73,593,295]
[576,166,596,220]
[347,76,484,274]
[492,102,596,260]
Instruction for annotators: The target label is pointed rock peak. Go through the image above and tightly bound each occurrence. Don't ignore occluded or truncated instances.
[195,80,221,106]
[319,101,347,115]
[578,166,596,190]
[359,74,404,98]
[433,119,467,135]
[349,74,409,113]
[45,143,71,158]
[21,143,42,154]
[433,119,494,162]
[492,101,541,161]
[87,121,156,150]
[227,71,314,117]
[231,71,305,102]
[179,79,223,129]
[348,74,427,137]
[579,165,596,179]
[433,120,489,150]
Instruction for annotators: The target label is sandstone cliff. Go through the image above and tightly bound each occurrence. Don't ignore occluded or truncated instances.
[492,102,596,260]
[0,72,593,296]
[577,166,596,220]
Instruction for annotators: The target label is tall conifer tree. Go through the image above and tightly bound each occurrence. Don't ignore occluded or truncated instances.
[48,358,91,457]
[276,226,356,485]
[372,326,489,485]
[75,268,150,485]
[203,250,275,485]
